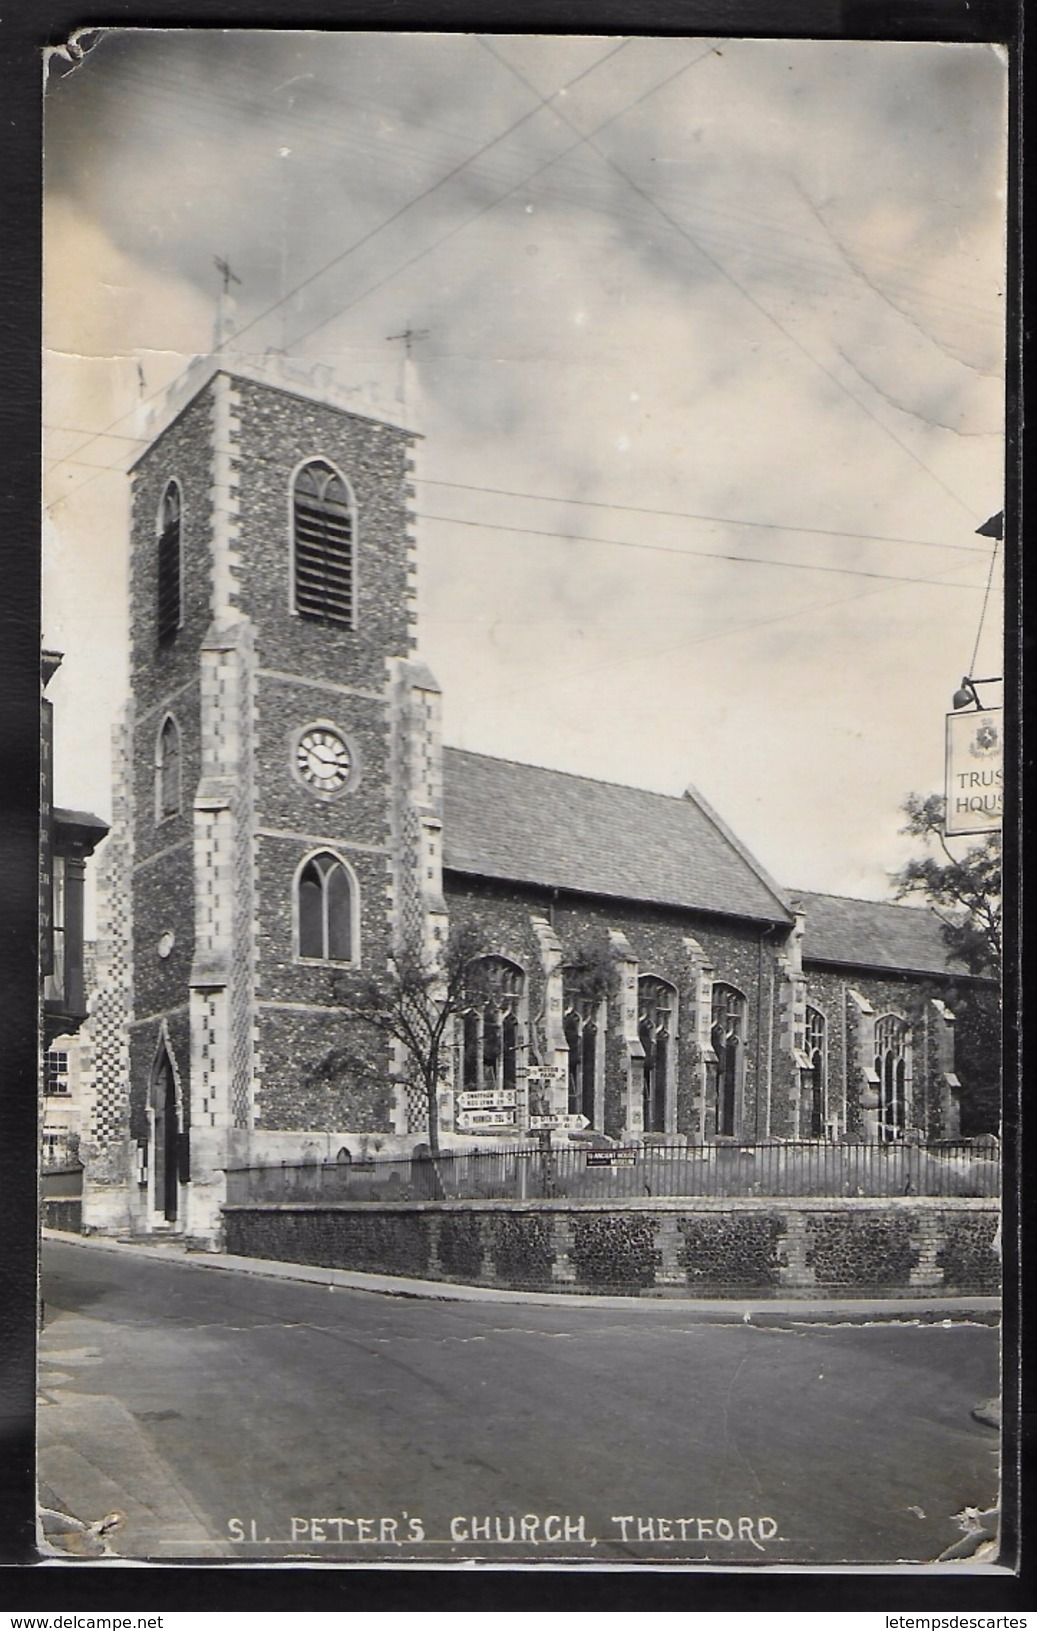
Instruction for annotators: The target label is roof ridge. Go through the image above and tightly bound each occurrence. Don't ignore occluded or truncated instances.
[680,778,791,919]
[793,887,939,915]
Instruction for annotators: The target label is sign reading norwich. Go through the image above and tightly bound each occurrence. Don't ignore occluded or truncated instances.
[945,708,1003,836]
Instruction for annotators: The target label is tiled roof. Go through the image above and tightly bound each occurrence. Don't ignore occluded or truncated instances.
[442,748,791,924]
[793,889,968,977]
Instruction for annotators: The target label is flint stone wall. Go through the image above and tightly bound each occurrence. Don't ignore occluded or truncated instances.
[222,1196,999,1299]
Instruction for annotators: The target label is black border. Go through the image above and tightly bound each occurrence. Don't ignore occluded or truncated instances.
[3,0,1030,1612]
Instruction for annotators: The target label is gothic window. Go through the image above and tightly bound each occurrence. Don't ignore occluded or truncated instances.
[711,983,746,1138]
[639,976,675,1135]
[804,1005,827,1139]
[875,1014,910,1142]
[157,481,182,644]
[292,459,356,626]
[458,957,524,1097]
[156,714,182,821]
[563,986,599,1126]
[45,1049,69,1095]
[296,851,357,963]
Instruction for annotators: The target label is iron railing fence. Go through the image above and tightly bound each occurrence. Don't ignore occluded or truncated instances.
[225,1138,999,1206]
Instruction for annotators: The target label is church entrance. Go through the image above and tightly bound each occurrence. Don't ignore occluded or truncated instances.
[152,1049,180,1222]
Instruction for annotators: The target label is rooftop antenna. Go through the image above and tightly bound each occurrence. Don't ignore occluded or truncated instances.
[386,325,429,405]
[213,255,243,352]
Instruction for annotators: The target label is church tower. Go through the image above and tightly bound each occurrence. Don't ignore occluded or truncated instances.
[94,356,443,1242]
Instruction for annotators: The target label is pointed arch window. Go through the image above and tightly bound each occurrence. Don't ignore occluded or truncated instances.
[711,983,746,1138]
[292,459,356,626]
[157,482,182,644]
[296,852,357,963]
[875,1014,910,1142]
[156,714,182,821]
[804,1005,827,1139]
[563,985,599,1126]
[639,976,675,1134]
[458,957,524,1098]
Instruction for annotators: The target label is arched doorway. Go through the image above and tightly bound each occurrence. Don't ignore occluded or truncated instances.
[151,1046,180,1222]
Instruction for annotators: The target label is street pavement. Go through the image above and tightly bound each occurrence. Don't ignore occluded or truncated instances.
[38,1235,1001,1569]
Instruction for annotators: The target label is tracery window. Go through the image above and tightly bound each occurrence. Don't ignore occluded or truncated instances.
[157,481,182,644]
[875,1013,909,1142]
[458,957,524,1097]
[156,714,182,821]
[292,460,356,626]
[711,983,746,1138]
[563,988,599,1125]
[804,1005,827,1139]
[296,851,356,963]
[639,976,675,1134]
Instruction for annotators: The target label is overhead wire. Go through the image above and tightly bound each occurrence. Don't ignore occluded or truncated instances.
[476,34,986,522]
[44,36,641,504]
[414,510,990,589]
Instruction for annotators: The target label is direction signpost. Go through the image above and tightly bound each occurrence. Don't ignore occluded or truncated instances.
[528,1113,589,1131]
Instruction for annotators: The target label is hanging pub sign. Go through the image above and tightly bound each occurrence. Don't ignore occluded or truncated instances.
[945,708,1003,836]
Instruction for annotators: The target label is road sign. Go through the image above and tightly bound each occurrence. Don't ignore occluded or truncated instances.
[529,1113,589,1131]
[457,1090,517,1110]
[457,1109,516,1129]
[525,1065,567,1083]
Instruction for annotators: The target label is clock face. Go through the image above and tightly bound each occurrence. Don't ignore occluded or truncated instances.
[296,727,352,793]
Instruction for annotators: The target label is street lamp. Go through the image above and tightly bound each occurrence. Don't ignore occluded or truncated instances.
[952,676,1001,711]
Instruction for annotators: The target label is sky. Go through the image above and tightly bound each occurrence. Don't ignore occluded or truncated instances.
[43,30,1007,912]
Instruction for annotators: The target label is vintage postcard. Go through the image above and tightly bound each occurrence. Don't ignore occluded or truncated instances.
[40,29,1008,1570]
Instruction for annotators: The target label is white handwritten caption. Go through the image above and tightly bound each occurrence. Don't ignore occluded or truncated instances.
[227,1513,780,1551]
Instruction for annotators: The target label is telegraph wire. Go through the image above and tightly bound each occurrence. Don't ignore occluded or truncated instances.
[282,45,720,354]
[476,35,983,522]
[44,37,642,502]
[416,479,991,556]
[415,510,989,589]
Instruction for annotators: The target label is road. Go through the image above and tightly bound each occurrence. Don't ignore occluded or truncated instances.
[39,1238,1000,1566]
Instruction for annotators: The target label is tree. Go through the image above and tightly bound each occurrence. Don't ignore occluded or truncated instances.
[893,793,1001,1134]
[893,792,1001,977]
[328,920,491,1159]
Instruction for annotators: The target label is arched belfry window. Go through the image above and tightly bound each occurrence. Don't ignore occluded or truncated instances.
[804,1005,827,1139]
[711,983,746,1138]
[458,957,524,1098]
[875,1014,910,1142]
[157,482,182,644]
[639,976,675,1134]
[155,714,182,822]
[292,459,356,626]
[296,851,357,964]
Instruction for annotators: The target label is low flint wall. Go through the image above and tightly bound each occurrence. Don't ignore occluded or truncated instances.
[221,1196,1000,1299]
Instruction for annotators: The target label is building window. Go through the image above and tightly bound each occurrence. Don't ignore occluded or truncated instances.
[564,988,599,1126]
[292,459,355,626]
[45,1050,69,1095]
[639,976,675,1135]
[157,481,182,644]
[42,1129,69,1165]
[711,983,746,1138]
[875,1014,910,1142]
[458,957,524,1098]
[156,714,182,821]
[804,1005,827,1138]
[296,852,357,963]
